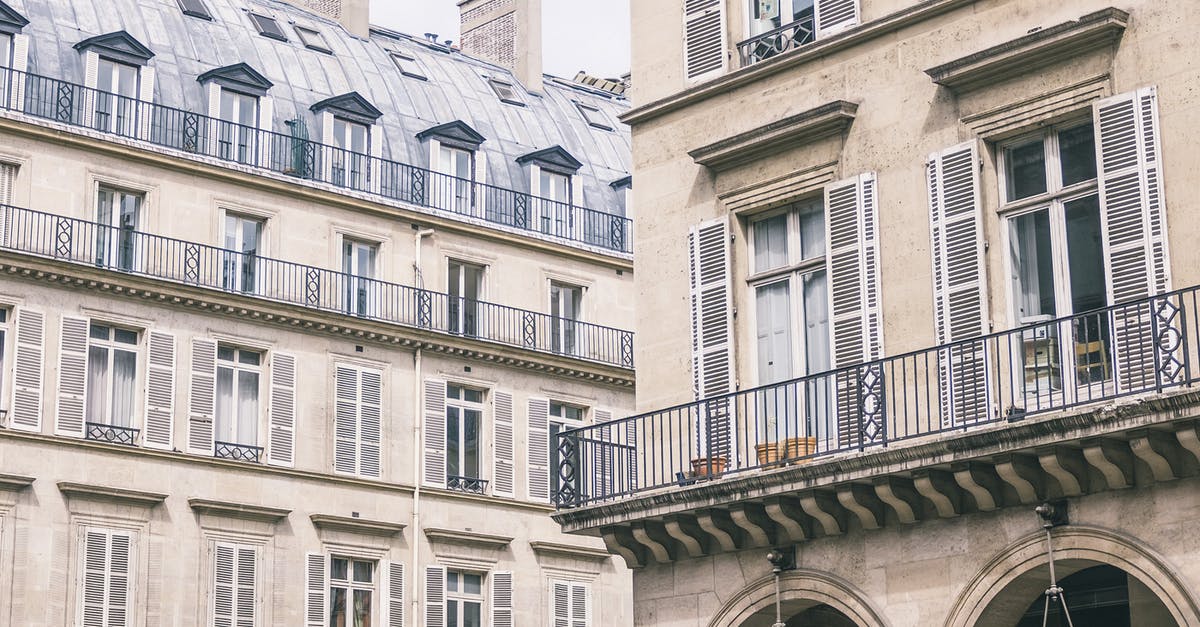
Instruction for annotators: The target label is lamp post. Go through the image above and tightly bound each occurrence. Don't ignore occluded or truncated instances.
[766,548,795,627]
[1035,501,1074,627]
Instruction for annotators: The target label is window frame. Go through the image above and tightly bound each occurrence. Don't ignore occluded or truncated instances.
[221,211,265,294]
[294,24,331,54]
[445,383,486,485]
[341,237,379,317]
[389,51,427,80]
[207,539,261,627]
[84,321,142,430]
[548,401,587,497]
[447,259,486,336]
[446,569,486,627]
[248,12,287,42]
[94,183,144,272]
[328,555,377,627]
[996,117,1098,210]
[0,307,10,417]
[214,344,263,448]
[574,101,613,132]
[176,0,213,20]
[75,525,137,627]
[488,77,524,107]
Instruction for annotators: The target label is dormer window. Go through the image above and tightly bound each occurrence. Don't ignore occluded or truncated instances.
[517,146,584,238]
[75,32,155,135]
[575,101,613,131]
[488,78,524,106]
[295,25,331,54]
[176,0,212,20]
[389,51,427,81]
[0,1,25,72]
[199,63,274,165]
[416,120,487,216]
[311,92,383,191]
[249,12,287,41]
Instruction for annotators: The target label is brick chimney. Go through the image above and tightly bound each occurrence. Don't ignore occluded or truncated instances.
[458,0,543,93]
[285,0,370,39]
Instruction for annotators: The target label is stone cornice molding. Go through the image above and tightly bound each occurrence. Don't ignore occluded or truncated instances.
[0,473,34,491]
[690,102,856,172]
[528,540,611,562]
[310,514,406,537]
[424,527,514,550]
[58,481,167,508]
[188,498,291,523]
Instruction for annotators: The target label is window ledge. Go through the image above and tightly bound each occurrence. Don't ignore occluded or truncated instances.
[528,540,611,562]
[423,526,514,550]
[57,481,168,508]
[925,8,1128,94]
[309,513,406,537]
[188,497,292,524]
[0,473,34,491]
[689,101,857,172]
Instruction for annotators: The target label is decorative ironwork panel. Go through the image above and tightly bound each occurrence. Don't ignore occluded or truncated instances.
[609,216,625,252]
[410,169,425,205]
[418,291,433,328]
[620,332,634,368]
[183,113,200,152]
[85,422,139,446]
[515,195,529,230]
[522,311,537,348]
[738,17,816,66]
[55,83,75,123]
[553,435,580,506]
[184,243,201,283]
[214,440,264,463]
[1153,295,1187,387]
[55,218,72,258]
[858,363,886,445]
[305,268,321,306]
[446,475,489,495]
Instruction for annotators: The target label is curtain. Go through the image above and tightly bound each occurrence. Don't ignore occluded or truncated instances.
[111,347,136,427]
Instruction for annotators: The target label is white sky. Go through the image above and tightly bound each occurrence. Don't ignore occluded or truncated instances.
[368,0,631,79]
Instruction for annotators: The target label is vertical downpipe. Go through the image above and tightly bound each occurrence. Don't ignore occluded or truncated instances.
[410,227,434,623]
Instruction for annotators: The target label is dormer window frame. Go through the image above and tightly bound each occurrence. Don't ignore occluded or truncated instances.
[488,77,525,107]
[175,0,213,21]
[198,63,275,165]
[389,51,427,81]
[574,100,614,132]
[517,146,585,239]
[248,12,288,42]
[417,120,489,216]
[294,24,332,54]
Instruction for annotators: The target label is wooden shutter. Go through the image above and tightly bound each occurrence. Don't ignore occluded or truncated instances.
[304,553,326,627]
[815,0,859,37]
[143,331,176,450]
[593,409,614,500]
[10,308,44,431]
[84,51,100,90]
[1094,87,1172,391]
[80,527,133,627]
[137,66,155,103]
[927,142,991,426]
[689,218,735,462]
[359,368,383,478]
[423,378,447,487]
[267,352,297,466]
[213,542,256,627]
[9,34,27,110]
[527,397,550,502]
[570,582,589,627]
[684,0,725,80]
[492,391,515,497]
[55,316,89,437]
[491,571,513,627]
[188,338,217,454]
[424,565,446,627]
[384,561,405,627]
[334,365,360,475]
[552,581,570,627]
[0,161,16,205]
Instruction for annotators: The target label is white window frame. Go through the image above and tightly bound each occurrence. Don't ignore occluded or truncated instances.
[93,56,141,136]
[216,87,260,164]
[74,525,137,627]
[0,306,10,418]
[0,32,12,69]
[214,344,263,448]
[446,569,486,627]
[447,259,486,336]
[207,539,261,627]
[745,0,815,36]
[549,579,592,627]
[549,281,584,356]
[95,184,144,272]
[548,402,586,497]
[341,237,378,317]
[84,321,142,430]
[328,555,378,627]
[445,383,487,486]
[436,143,476,214]
[221,211,265,295]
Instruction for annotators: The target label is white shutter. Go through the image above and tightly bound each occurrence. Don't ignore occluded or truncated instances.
[258,95,274,165]
[423,378,447,487]
[206,83,221,119]
[683,0,726,81]
[491,571,513,627]
[689,218,734,462]
[10,308,44,431]
[0,162,15,205]
[136,66,156,140]
[143,331,176,450]
[527,397,550,502]
[55,316,89,438]
[424,565,446,627]
[1094,87,1172,391]
[235,546,255,626]
[304,553,326,627]
[552,581,570,627]
[267,353,297,466]
[212,543,236,627]
[79,527,134,627]
[492,390,515,497]
[593,409,614,500]
[814,0,859,37]
[187,338,217,454]
[570,582,590,627]
[384,561,405,627]
[9,34,27,110]
[359,368,382,478]
[334,365,359,474]
[84,51,100,90]
[928,142,991,426]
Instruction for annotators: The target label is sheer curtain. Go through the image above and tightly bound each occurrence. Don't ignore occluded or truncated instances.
[111,348,136,427]
[86,345,109,424]
[237,370,259,445]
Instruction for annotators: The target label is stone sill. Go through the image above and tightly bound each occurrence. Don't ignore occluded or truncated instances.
[689,101,857,171]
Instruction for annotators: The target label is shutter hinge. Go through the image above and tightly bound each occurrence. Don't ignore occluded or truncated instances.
[732,306,738,318]
[983,239,989,252]
[978,156,985,170]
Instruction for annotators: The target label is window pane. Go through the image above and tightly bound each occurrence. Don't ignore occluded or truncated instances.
[803,271,830,373]
[111,348,137,427]
[463,388,483,403]
[1059,124,1097,187]
[353,560,372,583]
[86,345,110,424]
[798,205,825,259]
[1005,139,1048,201]
[239,350,260,366]
[90,323,111,340]
[237,370,259,443]
[447,385,461,400]
[331,558,349,581]
[464,409,479,478]
[463,573,482,594]
[755,281,792,384]
[1009,210,1056,321]
[218,345,235,361]
[97,59,115,92]
[1064,194,1106,313]
[352,590,371,627]
[447,571,459,592]
[329,587,347,627]
[464,601,481,627]
[216,366,234,441]
[752,214,788,273]
[114,328,138,345]
[448,600,460,627]
[446,406,460,476]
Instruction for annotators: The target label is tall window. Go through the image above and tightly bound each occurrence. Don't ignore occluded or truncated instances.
[77,527,135,627]
[95,186,141,272]
[94,58,139,136]
[218,88,258,164]
[222,213,263,294]
[550,282,583,356]
[211,542,257,627]
[331,118,369,190]
[85,323,139,430]
[342,239,377,317]
[0,308,9,417]
[215,345,261,451]
[329,557,374,627]
[537,170,572,236]
[552,580,591,627]
[447,260,484,336]
[548,402,585,498]
[748,0,815,35]
[445,384,483,491]
[437,145,474,214]
[446,571,483,627]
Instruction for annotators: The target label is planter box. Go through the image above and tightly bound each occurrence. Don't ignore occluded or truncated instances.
[756,437,818,467]
[690,456,728,478]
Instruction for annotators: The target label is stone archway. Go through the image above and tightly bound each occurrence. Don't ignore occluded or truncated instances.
[709,569,888,627]
[944,526,1200,627]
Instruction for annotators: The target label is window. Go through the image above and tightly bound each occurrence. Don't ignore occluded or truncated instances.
[550,282,583,356]
[95,186,142,272]
[0,32,11,69]
[436,144,474,214]
[574,102,613,131]
[176,0,212,20]
[548,402,585,497]
[217,88,259,164]
[331,118,370,190]
[1002,122,1107,391]
[389,51,426,80]
[748,0,815,36]
[447,260,484,337]
[446,571,483,627]
[93,58,139,136]
[342,239,378,317]
[329,557,374,627]
[445,384,484,492]
[222,213,263,294]
[295,25,331,53]
[77,527,134,627]
[333,364,383,478]
[0,308,9,417]
[488,78,523,106]
[215,345,261,455]
[85,323,139,431]
[248,13,287,41]
[551,580,591,627]
[211,542,257,627]
[536,169,573,236]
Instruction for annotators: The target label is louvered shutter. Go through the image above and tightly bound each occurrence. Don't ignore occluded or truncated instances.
[9,34,27,110]
[527,397,550,502]
[10,308,44,431]
[213,543,236,627]
[55,316,89,437]
[927,142,991,426]
[235,545,256,626]
[689,219,735,463]
[552,581,570,627]
[384,561,405,627]
[684,0,725,81]
[423,378,448,487]
[188,339,217,454]
[267,352,296,466]
[304,553,326,627]
[815,0,859,37]
[80,527,133,627]
[359,368,382,477]
[82,52,100,129]
[492,391,515,497]
[593,409,614,500]
[0,162,15,205]
[825,173,884,448]
[258,96,274,166]
[143,331,176,450]
[1094,87,1173,391]
[334,365,360,474]
[570,583,589,627]
[136,66,155,140]
[424,565,446,627]
[491,571,513,627]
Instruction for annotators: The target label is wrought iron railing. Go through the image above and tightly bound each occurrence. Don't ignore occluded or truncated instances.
[85,421,140,446]
[737,15,816,66]
[446,475,489,495]
[215,440,264,463]
[555,285,1200,508]
[0,204,634,368]
[0,68,631,253]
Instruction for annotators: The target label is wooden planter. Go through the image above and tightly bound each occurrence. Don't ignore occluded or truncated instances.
[690,456,728,478]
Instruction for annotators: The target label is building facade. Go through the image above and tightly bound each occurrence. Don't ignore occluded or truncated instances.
[554,0,1200,625]
[0,0,635,625]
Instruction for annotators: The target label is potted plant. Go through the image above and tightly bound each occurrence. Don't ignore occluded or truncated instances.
[690,456,728,478]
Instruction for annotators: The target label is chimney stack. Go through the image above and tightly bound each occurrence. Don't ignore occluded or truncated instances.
[458,0,543,93]
[284,0,370,39]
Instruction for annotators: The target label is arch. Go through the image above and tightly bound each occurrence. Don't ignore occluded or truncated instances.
[944,526,1200,627]
[709,569,889,627]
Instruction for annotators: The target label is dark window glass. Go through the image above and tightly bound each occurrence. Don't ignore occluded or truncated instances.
[1059,124,1097,187]
[249,13,287,41]
[176,0,212,20]
[1005,138,1048,201]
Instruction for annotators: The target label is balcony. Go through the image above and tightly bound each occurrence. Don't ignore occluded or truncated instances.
[0,204,635,369]
[0,69,631,253]
[214,440,264,463]
[85,421,140,446]
[737,15,816,66]
[554,286,1200,508]
[446,475,489,495]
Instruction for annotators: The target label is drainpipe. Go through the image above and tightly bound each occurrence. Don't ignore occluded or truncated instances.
[411,228,435,623]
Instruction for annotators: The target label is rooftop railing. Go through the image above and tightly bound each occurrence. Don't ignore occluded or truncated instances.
[0,68,631,253]
[737,14,816,66]
[554,285,1200,507]
[0,203,635,369]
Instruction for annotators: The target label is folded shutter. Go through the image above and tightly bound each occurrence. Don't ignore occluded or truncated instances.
[143,331,176,449]
[570,582,590,627]
[527,397,550,502]
[213,543,236,626]
[81,527,134,627]
[423,378,447,487]
[136,66,155,139]
[684,0,725,81]
[359,368,383,478]
[552,581,570,627]
[9,34,27,110]
[384,561,405,627]
[267,353,297,466]
[593,409,614,500]
[334,365,359,474]
[55,316,89,437]
[689,218,735,464]
[188,338,217,454]
[491,571,513,627]
[235,545,257,626]
[304,553,327,627]
[10,308,44,431]
[927,142,991,426]
[424,565,446,627]
[492,390,515,497]
[815,0,859,36]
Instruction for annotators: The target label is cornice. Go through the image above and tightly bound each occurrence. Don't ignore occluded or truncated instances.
[528,540,611,562]
[58,481,168,507]
[0,473,34,491]
[310,513,406,537]
[689,101,856,171]
[187,497,292,523]
[423,527,514,550]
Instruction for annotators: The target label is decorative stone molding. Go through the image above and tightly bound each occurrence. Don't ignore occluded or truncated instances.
[690,102,856,172]
[0,473,34,492]
[423,527,513,550]
[710,569,888,627]
[718,161,837,214]
[528,540,611,562]
[961,74,1110,139]
[187,498,291,524]
[57,482,167,508]
[73,31,155,66]
[310,514,406,537]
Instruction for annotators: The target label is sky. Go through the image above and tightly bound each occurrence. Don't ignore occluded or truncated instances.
[368,0,631,79]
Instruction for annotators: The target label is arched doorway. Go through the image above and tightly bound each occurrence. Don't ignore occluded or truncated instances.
[739,600,858,626]
[708,569,886,627]
[1009,563,1176,626]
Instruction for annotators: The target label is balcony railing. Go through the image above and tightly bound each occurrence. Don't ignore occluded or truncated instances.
[85,421,140,446]
[446,475,489,495]
[0,204,635,368]
[737,14,816,66]
[555,285,1200,508]
[0,68,631,253]
[214,440,264,463]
